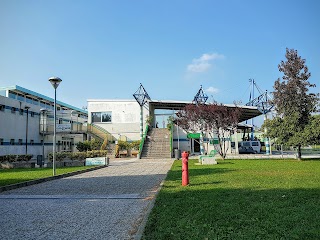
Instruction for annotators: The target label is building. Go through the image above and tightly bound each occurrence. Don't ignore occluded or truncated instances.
[0,85,88,159]
[87,98,262,157]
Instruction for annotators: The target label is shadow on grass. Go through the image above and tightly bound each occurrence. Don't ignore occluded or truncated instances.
[143,187,320,240]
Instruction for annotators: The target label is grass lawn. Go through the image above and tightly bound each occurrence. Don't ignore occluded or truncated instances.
[0,166,95,187]
[143,160,320,239]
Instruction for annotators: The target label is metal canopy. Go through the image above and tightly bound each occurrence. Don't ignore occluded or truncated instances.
[133,83,151,106]
[245,90,274,114]
[149,100,262,122]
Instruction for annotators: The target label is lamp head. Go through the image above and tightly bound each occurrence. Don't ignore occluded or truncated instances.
[48,77,62,89]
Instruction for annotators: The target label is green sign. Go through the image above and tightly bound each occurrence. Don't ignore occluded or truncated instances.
[187,133,201,139]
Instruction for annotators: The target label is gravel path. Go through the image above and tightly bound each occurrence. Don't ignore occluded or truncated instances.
[0,158,174,240]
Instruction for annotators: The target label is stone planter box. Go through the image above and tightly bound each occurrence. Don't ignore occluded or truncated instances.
[47,160,85,168]
[0,161,35,169]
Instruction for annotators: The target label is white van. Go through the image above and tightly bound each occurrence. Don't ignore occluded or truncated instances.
[239,141,261,153]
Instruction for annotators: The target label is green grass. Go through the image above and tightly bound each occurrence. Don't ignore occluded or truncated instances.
[0,166,95,187]
[143,160,320,239]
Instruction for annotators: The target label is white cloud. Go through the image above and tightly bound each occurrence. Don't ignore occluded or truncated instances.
[205,86,219,94]
[187,53,225,73]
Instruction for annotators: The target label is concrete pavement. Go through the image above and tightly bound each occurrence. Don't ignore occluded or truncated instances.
[0,158,174,240]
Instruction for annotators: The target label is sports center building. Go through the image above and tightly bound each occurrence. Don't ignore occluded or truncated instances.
[1,84,262,160]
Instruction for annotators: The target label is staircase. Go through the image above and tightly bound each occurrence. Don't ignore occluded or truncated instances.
[86,124,115,150]
[141,128,172,159]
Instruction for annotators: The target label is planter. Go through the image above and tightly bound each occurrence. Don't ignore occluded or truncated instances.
[119,150,128,158]
[64,160,85,167]
[47,162,65,168]
[14,162,36,168]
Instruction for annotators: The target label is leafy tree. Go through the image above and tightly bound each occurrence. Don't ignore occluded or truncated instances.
[176,103,242,159]
[263,48,319,159]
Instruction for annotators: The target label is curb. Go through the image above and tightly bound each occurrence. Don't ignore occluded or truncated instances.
[0,165,108,193]
[134,160,174,240]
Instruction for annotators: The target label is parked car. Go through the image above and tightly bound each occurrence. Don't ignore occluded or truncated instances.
[239,141,261,153]
[239,146,256,154]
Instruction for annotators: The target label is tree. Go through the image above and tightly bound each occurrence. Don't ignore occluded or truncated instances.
[176,103,242,159]
[262,48,319,159]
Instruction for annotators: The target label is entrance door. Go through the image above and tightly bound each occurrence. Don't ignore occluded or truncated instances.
[191,138,200,153]
[193,138,200,153]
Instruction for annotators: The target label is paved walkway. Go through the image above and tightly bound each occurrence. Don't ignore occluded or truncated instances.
[0,158,174,240]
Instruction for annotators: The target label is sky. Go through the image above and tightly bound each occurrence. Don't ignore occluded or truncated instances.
[0,0,319,125]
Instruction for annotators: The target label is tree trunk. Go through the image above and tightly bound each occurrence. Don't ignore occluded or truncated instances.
[297,145,302,160]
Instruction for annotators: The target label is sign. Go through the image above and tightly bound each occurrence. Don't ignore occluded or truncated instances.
[85,157,107,166]
[57,124,71,132]
[187,133,201,139]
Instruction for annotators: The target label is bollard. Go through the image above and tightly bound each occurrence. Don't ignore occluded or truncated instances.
[182,151,189,186]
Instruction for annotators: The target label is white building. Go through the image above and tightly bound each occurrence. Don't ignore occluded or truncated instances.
[87,98,262,157]
[0,85,88,160]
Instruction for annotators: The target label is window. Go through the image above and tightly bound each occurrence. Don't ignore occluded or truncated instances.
[10,139,15,145]
[0,139,3,145]
[19,109,24,115]
[251,142,259,146]
[11,107,16,114]
[59,118,63,124]
[40,140,43,145]
[92,112,112,123]
[30,140,34,145]
[9,92,17,99]
[18,139,23,145]
[40,101,46,108]
[31,111,35,117]
[26,96,33,104]
[0,104,4,111]
[17,94,25,101]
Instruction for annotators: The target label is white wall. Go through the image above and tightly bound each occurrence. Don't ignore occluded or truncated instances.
[0,95,87,158]
[87,99,148,141]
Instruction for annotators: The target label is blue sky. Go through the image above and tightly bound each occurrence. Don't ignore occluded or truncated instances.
[0,0,319,118]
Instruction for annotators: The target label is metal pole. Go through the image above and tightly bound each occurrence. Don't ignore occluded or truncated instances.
[251,79,254,141]
[140,106,143,139]
[25,108,29,155]
[264,114,270,155]
[42,112,45,167]
[53,88,57,176]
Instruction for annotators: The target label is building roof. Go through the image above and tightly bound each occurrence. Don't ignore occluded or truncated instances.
[0,85,87,114]
[149,100,262,123]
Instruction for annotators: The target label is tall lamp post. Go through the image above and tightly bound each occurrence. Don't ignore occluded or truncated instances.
[49,77,62,176]
[25,106,30,155]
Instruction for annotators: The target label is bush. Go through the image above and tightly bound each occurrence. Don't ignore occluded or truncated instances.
[118,141,130,151]
[0,154,33,163]
[76,139,103,152]
[130,140,141,150]
[48,150,109,162]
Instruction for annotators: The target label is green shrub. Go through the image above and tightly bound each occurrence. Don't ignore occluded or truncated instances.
[130,140,141,150]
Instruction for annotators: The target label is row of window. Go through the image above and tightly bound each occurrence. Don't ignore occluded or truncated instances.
[0,104,37,116]
[0,138,37,145]
[91,112,112,123]
[8,91,55,110]
[0,139,71,146]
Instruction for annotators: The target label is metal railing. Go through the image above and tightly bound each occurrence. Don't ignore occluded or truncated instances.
[86,123,115,143]
[138,124,149,158]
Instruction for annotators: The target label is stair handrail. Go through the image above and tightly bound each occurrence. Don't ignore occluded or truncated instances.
[87,123,115,142]
[139,124,149,158]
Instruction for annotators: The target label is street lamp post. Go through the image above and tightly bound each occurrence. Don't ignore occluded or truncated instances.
[49,77,62,176]
[25,106,30,155]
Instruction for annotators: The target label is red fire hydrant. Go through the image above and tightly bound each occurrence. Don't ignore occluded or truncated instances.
[182,151,189,186]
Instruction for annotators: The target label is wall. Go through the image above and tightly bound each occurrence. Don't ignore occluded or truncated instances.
[0,95,86,158]
[87,99,148,141]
